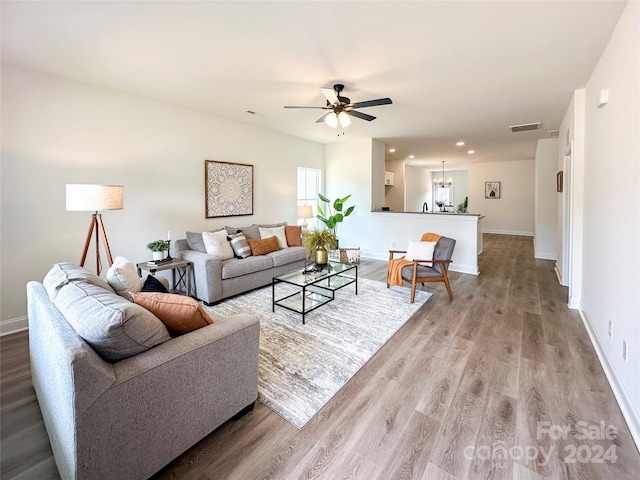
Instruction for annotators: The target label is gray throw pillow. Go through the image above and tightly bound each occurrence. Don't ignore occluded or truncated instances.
[225,224,260,240]
[259,222,288,228]
[43,262,113,302]
[54,279,171,362]
[185,231,207,253]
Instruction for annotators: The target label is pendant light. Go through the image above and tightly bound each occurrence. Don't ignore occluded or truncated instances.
[434,161,452,188]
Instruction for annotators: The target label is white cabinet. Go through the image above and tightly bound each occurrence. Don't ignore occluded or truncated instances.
[384,171,394,186]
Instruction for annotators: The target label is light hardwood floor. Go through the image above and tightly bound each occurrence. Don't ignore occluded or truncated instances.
[2,234,639,479]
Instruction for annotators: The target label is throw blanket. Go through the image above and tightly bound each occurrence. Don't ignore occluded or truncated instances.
[387,232,442,286]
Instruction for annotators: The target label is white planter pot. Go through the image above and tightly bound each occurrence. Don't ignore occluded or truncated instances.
[152,251,166,261]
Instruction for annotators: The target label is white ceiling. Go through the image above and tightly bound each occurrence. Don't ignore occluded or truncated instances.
[1,1,627,168]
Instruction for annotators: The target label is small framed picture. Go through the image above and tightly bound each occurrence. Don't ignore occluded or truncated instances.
[557,171,563,192]
[485,181,501,199]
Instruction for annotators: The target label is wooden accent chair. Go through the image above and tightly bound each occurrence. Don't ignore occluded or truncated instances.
[387,236,456,302]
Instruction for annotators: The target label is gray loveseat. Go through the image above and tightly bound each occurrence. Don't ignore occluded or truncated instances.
[176,223,307,305]
[27,263,260,480]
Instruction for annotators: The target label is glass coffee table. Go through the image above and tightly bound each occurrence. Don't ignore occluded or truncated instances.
[272,261,358,324]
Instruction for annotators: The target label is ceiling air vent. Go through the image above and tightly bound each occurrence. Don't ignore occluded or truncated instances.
[545,130,559,138]
[509,122,542,133]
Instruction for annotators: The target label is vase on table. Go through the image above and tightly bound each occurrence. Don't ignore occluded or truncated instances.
[152,251,166,261]
[314,248,328,265]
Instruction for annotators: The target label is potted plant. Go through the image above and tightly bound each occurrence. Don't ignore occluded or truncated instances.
[303,229,338,265]
[317,193,355,238]
[456,196,468,213]
[146,239,170,261]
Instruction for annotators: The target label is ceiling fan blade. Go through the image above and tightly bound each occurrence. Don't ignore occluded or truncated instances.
[316,112,333,123]
[347,110,376,122]
[350,98,393,109]
[321,87,339,105]
[284,105,327,109]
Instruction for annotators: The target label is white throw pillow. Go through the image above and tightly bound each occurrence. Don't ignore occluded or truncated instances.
[202,229,235,260]
[259,226,288,249]
[404,241,437,263]
[106,256,144,301]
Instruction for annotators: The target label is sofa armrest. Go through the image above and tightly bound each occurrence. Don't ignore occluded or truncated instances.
[27,282,117,413]
[79,314,260,480]
[177,248,222,304]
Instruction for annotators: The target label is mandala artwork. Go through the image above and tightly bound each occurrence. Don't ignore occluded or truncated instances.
[205,160,253,217]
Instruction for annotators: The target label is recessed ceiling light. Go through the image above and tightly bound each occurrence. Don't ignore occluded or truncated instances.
[389,148,396,153]
[456,141,465,146]
[408,155,414,159]
[467,150,475,154]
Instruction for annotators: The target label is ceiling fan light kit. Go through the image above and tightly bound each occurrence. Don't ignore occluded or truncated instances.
[325,112,339,128]
[324,111,352,128]
[285,84,392,130]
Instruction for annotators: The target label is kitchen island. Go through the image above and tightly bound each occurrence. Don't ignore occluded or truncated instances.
[357,211,483,275]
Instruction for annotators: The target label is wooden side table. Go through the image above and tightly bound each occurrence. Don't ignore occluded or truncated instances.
[136,258,192,296]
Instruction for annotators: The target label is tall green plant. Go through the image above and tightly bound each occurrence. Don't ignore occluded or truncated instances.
[317,193,355,235]
[456,196,469,213]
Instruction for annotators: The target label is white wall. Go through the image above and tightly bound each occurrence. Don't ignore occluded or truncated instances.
[580,1,640,447]
[371,139,386,212]
[557,99,573,286]
[557,90,586,293]
[0,65,324,328]
[404,165,431,212]
[468,159,535,235]
[534,138,558,260]
[324,138,374,248]
[384,158,405,212]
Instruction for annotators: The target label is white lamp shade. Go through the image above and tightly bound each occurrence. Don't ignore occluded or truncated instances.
[297,205,314,219]
[324,112,338,128]
[66,184,124,211]
[338,111,351,127]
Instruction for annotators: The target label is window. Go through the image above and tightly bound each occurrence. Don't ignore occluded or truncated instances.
[433,186,453,210]
[297,167,321,229]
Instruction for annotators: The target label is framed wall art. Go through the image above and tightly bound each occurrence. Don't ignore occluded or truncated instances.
[485,181,501,199]
[205,160,253,218]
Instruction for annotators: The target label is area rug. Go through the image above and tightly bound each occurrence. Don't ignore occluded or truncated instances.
[202,278,431,429]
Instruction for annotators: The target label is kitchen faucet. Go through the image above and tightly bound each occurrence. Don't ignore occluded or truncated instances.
[422,202,429,212]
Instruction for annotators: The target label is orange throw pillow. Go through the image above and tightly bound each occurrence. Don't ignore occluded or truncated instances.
[285,225,302,246]
[248,236,280,256]
[131,292,214,337]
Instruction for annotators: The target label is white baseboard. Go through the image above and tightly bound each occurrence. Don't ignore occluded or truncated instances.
[535,251,557,261]
[567,296,581,309]
[0,316,28,336]
[482,229,534,237]
[578,308,640,453]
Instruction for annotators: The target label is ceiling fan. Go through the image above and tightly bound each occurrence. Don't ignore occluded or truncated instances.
[284,84,392,128]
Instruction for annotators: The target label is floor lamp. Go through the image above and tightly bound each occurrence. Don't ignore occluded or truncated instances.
[66,184,124,275]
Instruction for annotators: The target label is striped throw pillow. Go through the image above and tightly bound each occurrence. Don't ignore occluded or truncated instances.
[227,232,252,259]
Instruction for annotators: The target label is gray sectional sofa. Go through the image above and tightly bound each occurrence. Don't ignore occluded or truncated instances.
[27,263,260,480]
[176,223,308,305]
